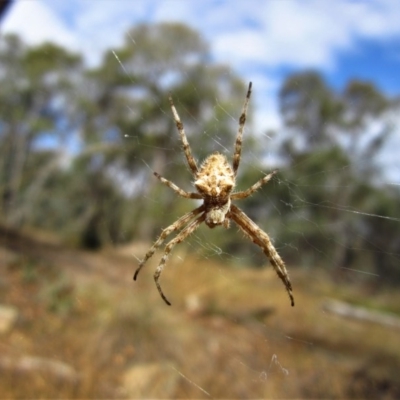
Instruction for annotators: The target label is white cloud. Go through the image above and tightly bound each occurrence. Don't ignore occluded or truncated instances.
[344,0,400,38]
[2,0,151,65]
[4,0,400,70]
[2,0,78,49]
[212,0,400,70]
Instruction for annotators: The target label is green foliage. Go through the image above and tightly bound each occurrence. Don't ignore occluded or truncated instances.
[0,35,82,229]
[279,71,343,149]
[276,71,398,280]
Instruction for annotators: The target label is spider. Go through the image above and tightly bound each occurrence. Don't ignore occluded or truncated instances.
[134,82,294,307]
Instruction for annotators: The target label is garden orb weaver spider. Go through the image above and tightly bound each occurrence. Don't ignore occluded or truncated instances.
[134,82,294,307]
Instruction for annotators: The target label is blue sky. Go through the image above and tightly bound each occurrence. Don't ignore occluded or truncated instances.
[2,0,400,144]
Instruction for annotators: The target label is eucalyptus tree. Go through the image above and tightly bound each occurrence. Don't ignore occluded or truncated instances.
[276,71,397,276]
[0,34,82,227]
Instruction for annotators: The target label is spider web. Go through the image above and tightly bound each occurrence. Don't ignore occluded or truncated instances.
[116,34,400,398]
[4,4,399,396]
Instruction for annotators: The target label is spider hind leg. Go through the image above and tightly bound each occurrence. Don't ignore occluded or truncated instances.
[229,204,295,307]
[134,205,205,281]
[153,214,205,305]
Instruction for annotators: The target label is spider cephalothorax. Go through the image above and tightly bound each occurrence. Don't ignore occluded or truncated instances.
[134,82,294,307]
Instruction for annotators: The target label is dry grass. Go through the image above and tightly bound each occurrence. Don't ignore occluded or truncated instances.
[1,226,400,398]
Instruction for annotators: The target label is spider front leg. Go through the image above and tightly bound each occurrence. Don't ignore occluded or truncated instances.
[154,214,206,305]
[169,94,198,174]
[134,205,205,281]
[231,170,277,200]
[232,82,252,175]
[153,172,202,199]
[229,204,294,306]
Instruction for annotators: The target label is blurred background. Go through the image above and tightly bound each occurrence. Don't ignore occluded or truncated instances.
[0,0,400,398]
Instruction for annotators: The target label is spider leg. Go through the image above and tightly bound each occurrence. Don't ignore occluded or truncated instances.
[134,205,205,281]
[229,204,294,306]
[153,172,202,199]
[232,82,252,176]
[169,94,198,174]
[231,170,277,200]
[155,213,206,305]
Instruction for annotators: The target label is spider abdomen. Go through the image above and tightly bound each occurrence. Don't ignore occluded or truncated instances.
[205,198,231,228]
